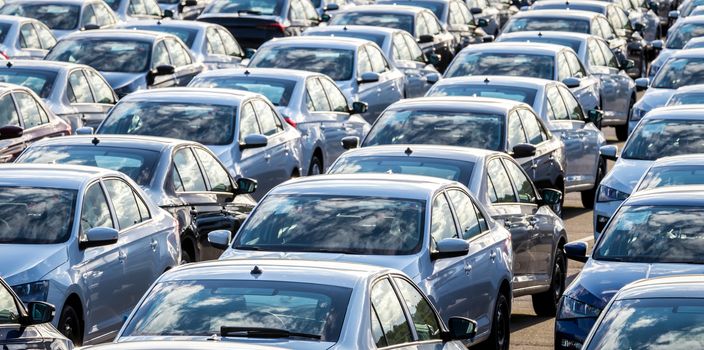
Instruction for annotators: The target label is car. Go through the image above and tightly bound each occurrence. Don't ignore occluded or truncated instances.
[113,259,480,349]
[102,0,164,21]
[496,31,636,141]
[593,105,704,237]
[0,15,56,59]
[247,36,405,123]
[582,275,704,350]
[0,164,180,345]
[632,154,704,192]
[0,60,117,130]
[212,174,513,349]
[683,34,704,49]
[669,0,704,21]
[359,96,567,214]
[0,276,72,349]
[0,83,71,162]
[302,25,442,98]
[92,88,303,199]
[489,0,519,27]
[196,0,321,49]
[557,187,704,350]
[157,0,207,19]
[328,5,457,71]
[444,42,602,115]
[45,29,205,97]
[327,145,568,317]
[188,68,370,175]
[666,83,704,105]
[467,0,501,36]
[426,76,606,207]
[688,3,704,15]
[649,15,704,78]
[629,48,704,134]
[115,20,246,70]
[79,342,295,350]
[0,0,118,38]
[15,135,258,263]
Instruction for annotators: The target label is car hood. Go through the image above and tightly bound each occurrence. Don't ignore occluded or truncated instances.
[107,338,333,350]
[0,244,68,285]
[101,72,145,89]
[600,158,652,194]
[634,87,674,112]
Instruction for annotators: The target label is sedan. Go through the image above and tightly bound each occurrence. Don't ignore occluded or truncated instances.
[0,15,56,59]
[0,164,180,345]
[102,0,163,21]
[0,0,118,38]
[666,83,704,105]
[213,174,513,349]
[649,15,704,78]
[558,187,704,350]
[632,154,704,192]
[467,0,501,36]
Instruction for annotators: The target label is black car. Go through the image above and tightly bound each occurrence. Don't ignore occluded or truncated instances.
[0,277,72,349]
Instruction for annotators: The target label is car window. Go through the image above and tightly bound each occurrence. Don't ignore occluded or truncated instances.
[289,0,305,20]
[165,38,192,66]
[606,6,623,30]
[0,93,18,127]
[239,102,260,140]
[519,109,545,145]
[80,182,114,238]
[85,69,115,104]
[424,12,441,35]
[68,70,94,103]
[19,23,41,49]
[557,53,571,81]
[217,28,243,57]
[448,2,465,25]
[503,159,536,203]
[487,158,517,203]
[565,51,587,78]
[507,111,527,149]
[306,77,331,112]
[152,40,171,68]
[128,0,147,15]
[393,33,412,61]
[34,23,56,49]
[206,27,226,55]
[587,39,607,67]
[81,4,98,26]
[393,278,442,341]
[144,0,162,16]
[598,17,614,39]
[404,33,425,62]
[370,278,414,347]
[546,85,569,120]
[597,38,620,69]
[253,99,282,135]
[104,178,143,229]
[357,46,373,74]
[590,19,603,38]
[194,147,233,192]
[14,91,43,128]
[415,14,429,36]
[301,0,318,20]
[447,189,483,239]
[431,193,459,243]
[172,148,207,192]
[367,45,389,73]
[93,2,116,26]
[558,86,585,121]
[0,285,19,325]
[319,78,348,112]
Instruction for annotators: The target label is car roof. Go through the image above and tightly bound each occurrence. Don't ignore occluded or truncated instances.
[0,59,91,73]
[673,83,704,93]
[62,29,171,42]
[643,104,704,121]
[616,275,704,300]
[498,30,592,42]
[305,24,400,36]
[0,164,119,190]
[378,0,452,4]
[339,144,502,162]
[433,75,554,89]
[26,134,200,153]
[671,47,704,58]
[336,4,428,14]
[84,340,300,350]
[0,83,36,94]
[0,15,40,24]
[532,0,611,9]
[387,96,528,114]
[194,67,321,82]
[5,0,95,5]
[624,186,704,206]
[461,42,566,55]
[120,87,260,105]
[649,154,704,167]
[511,9,600,19]
[261,35,370,49]
[117,19,214,30]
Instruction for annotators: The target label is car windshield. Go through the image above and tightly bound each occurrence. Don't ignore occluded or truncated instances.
[594,205,704,263]
[428,84,538,106]
[189,76,296,106]
[682,0,704,16]
[206,0,282,15]
[685,39,704,49]
[329,156,474,184]
[667,92,704,105]
[445,52,555,80]
[307,31,386,47]
[120,279,351,341]
[499,36,582,53]
[533,3,604,12]
[636,165,704,191]
[46,39,151,73]
[234,194,426,255]
[330,13,415,34]
[98,101,236,145]
[0,69,58,98]
[652,57,704,89]
[0,23,12,43]
[363,109,505,151]
[0,4,80,30]
[0,187,76,244]
[504,17,591,34]
[666,23,704,49]
[130,26,199,47]
[378,1,445,19]
[622,119,704,160]
[249,47,355,81]
[17,146,161,187]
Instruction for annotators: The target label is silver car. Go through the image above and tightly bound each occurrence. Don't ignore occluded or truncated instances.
[0,60,117,130]
[649,15,704,78]
[101,0,163,21]
[0,164,180,345]
[213,174,513,348]
[0,15,56,59]
[112,259,479,349]
[0,0,118,38]
[247,36,406,123]
[93,88,303,199]
[426,75,607,207]
[666,83,704,105]
[302,25,442,98]
[189,68,370,175]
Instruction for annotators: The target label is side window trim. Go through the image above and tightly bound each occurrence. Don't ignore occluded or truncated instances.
[239,100,263,140]
[103,176,152,227]
[71,69,97,104]
[446,187,490,240]
[81,179,118,233]
[171,146,209,193]
[190,145,213,191]
[372,275,421,343]
[499,157,536,206]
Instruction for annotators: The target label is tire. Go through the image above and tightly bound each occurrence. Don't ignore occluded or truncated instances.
[616,97,635,141]
[58,304,82,346]
[580,158,606,209]
[308,154,323,176]
[532,249,566,317]
[479,292,510,350]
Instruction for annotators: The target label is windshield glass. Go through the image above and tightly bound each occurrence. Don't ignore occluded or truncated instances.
[46,39,151,73]
[0,69,57,98]
[129,26,199,47]
[533,3,603,12]
[249,47,354,81]
[121,279,351,341]
[0,23,12,43]
[499,36,582,53]
[666,23,704,49]
[0,4,80,30]
[504,17,591,34]
[682,0,704,16]
[330,13,414,34]
[668,92,704,105]
[189,76,296,106]
[329,156,474,184]
[622,119,704,160]
[652,57,704,89]
[636,165,704,191]
[594,205,704,263]
[17,146,161,187]
[234,194,426,255]
[306,31,386,47]
[378,0,445,19]
[428,84,538,106]
[98,101,236,145]
[363,109,505,151]
[0,187,76,244]
[446,52,555,80]
[206,0,283,15]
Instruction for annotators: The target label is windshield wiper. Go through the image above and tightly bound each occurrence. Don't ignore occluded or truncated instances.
[221,326,321,340]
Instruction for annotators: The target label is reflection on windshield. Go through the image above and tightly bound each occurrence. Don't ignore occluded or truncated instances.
[652,57,704,89]
[0,69,57,98]
[205,0,282,15]
[505,17,590,34]
[445,52,555,80]
[307,31,386,47]
[0,4,80,30]
[667,92,704,105]
[249,47,354,81]
[666,23,704,49]
[636,165,704,191]
[129,26,199,47]
[622,119,704,160]
[499,37,582,53]
[428,84,538,106]
[189,76,296,106]
[0,187,76,244]
[46,39,151,73]
[330,13,415,34]
[329,156,474,184]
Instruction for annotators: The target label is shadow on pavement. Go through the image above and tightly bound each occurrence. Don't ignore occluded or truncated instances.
[563,207,590,221]
[510,313,553,333]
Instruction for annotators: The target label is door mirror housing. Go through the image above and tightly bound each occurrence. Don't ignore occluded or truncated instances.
[418,34,434,43]
[562,77,581,88]
[469,6,482,14]
[25,302,55,325]
[444,317,477,340]
[425,72,440,84]
[635,77,649,91]
[162,9,174,18]
[600,144,618,161]
[80,227,118,249]
[341,136,359,150]
[431,238,469,260]
[587,109,603,127]
[511,143,536,158]
[152,64,175,76]
[323,2,339,11]
[564,241,589,263]
[539,188,563,206]
[239,133,268,150]
[351,101,368,114]
[208,229,231,250]
[358,71,380,84]
[235,177,257,194]
[477,18,489,27]
[0,125,23,140]
[75,126,94,135]
[651,39,663,50]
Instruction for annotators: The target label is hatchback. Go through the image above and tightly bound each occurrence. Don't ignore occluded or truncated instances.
[0,15,56,59]
[0,0,118,38]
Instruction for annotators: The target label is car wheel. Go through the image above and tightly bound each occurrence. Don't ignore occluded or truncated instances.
[58,304,82,346]
[616,96,635,141]
[308,154,323,176]
[480,292,510,350]
[532,249,566,316]
[580,158,606,209]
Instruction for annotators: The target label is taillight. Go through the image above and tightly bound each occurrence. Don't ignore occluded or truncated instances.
[257,22,286,33]
[284,116,297,127]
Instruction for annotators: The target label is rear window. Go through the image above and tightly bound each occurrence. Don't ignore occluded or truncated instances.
[0,4,80,30]
[330,13,414,34]
[329,156,474,185]
[0,68,58,98]
[504,17,590,34]
[428,84,538,106]
[189,76,296,106]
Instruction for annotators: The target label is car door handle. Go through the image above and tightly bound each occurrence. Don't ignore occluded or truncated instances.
[464,264,472,273]
[150,239,158,251]
[264,154,271,161]
[490,251,497,261]
[118,251,126,263]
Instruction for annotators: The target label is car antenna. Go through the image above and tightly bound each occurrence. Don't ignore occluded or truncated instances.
[5,61,11,68]
[157,19,162,25]
[244,69,250,76]
[251,265,262,275]
[92,137,100,146]
[484,77,490,84]
[404,147,413,156]
[538,31,542,37]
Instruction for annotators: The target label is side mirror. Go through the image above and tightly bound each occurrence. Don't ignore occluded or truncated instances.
[477,18,489,28]
[207,229,231,250]
[152,64,175,76]
[444,317,477,340]
[587,109,603,127]
[470,6,482,14]
[351,101,368,114]
[635,77,649,91]
[341,136,359,149]
[539,188,562,206]
[75,126,94,135]
[182,0,197,5]
[323,2,339,11]
[82,23,100,30]
[25,302,54,325]
[239,133,268,150]
[431,238,469,260]
[235,177,257,194]
[358,71,380,84]
[418,34,434,43]
[481,34,494,42]
[668,10,679,19]
[162,9,174,18]
[425,72,440,84]
[564,241,589,263]
[511,143,536,158]
[562,77,581,88]
[245,48,257,58]
[427,53,441,65]
[600,144,618,161]
[0,125,23,140]
[80,227,118,249]
[651,39,663,50]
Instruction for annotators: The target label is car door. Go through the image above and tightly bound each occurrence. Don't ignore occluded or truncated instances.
[92,1,118,28]
[14,90,63,145]
[545,84,582,182]
[394,32,434,98]
[0,93,24,162]
[34,22,57,51]
[587,37,620,115]
[558,85,600,186]
[365,44,403,114]
[306,77,346,166]
[164,38,201,86]
[236,101,272,192]
[18,22,46,59]
[80,3,99,28]
[84,68,117,125]
[506,110,534,177]
[518,108,556,190]
[204,27,242,68]
[370,277,416,349]
[217,27,245,66]
[563,50,600,112]
[596,38,633,116]
[252,98,294,189]
[149,40,177,88]
[355,45,383,121]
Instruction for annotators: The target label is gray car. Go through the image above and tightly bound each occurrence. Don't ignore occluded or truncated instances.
[116,20,246,70]
[648,15,704,78]
[0,60,117,130]
[212,174,513,349]
[0,15,56,59]
[0,164,180,345]
[426,76,607,207]
[248,36,406,123]
[93,88,303,199]
[189,68,370,175]
[328,145,568,318]
[101,0,163,20]
[0,0,118,38]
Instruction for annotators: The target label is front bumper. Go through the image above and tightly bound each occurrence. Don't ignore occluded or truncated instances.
[554,317,598,350]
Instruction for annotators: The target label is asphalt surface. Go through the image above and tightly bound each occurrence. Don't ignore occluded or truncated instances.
[509,127,626,350]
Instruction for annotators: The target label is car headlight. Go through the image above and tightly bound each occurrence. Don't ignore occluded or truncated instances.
[597,185,630,202]
[559,296,602,319]
[11,280,49,302]
[630,106,648,122]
